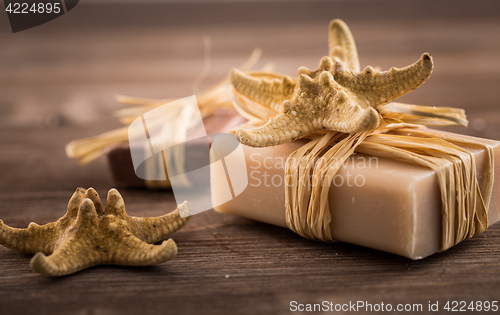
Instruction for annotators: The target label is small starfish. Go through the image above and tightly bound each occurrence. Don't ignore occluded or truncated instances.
[0,188,190,276]
[231,19,434,147]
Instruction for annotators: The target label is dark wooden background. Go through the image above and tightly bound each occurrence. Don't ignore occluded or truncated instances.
[1,1,499,314]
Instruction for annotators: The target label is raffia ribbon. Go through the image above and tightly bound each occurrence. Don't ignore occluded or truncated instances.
[232,89,495,252]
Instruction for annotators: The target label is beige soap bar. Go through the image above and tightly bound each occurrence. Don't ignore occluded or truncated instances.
[212,130,500,259]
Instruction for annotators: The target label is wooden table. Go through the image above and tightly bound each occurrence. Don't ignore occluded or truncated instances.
[1,1,499,314]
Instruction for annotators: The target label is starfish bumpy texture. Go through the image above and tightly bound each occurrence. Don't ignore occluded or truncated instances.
[231,19,434,147]
[0,188,190,276]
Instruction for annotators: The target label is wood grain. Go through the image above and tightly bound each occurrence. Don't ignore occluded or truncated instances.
[0,1,499,314]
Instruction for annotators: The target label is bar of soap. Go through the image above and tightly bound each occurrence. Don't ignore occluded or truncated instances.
[106,109,247,188]
[212,131,500,259]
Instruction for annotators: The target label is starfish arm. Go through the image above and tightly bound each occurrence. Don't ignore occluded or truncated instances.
[0,188,95,254]
[314,71,380,133]
[75,198,99,228]
[108,236,178,266]
[230,68,296,112]
[329,19,360,72]
[324,92,380,133]
[333,53,434,107]
[65,187,86,218]
[0,220,56,254]
[103,189,129,219]
[30,238,101,276]
[84,187,104,216]
[297,56,334,78]
[30,198,101,275]
[128,204,191,244]
[236,110,313,147]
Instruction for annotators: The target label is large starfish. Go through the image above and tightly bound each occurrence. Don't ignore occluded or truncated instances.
[0,188,190,276]
[231,19,434,147]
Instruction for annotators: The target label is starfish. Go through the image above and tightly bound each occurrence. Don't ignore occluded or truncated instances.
[0,187,190,276]
[230,19,434,147]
